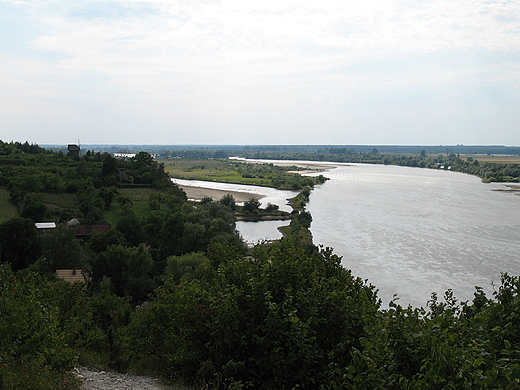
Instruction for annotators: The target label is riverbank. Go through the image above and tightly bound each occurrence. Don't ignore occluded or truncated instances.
[173,160,332,204]
[177,184,264,203]
[236,214,292,221]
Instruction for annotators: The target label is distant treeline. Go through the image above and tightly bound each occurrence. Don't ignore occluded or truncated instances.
[10,140,520,183]
[153,146,520,183]
[42,143,520,156]
[1,140,50,155]
[234,150,520,183]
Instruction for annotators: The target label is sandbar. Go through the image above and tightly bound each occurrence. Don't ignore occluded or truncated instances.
[230,157,337,174]
[178,185,264,203]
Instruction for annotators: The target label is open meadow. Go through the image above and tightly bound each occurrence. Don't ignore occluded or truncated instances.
[463,155,520,164]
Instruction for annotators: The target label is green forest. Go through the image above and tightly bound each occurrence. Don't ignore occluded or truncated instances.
[1,140,520,389]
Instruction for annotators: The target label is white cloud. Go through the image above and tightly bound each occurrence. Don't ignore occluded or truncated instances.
[1,0,519,144]
[28,1,520,72]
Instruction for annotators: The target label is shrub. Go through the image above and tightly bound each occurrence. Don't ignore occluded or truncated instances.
[123,243,379,389]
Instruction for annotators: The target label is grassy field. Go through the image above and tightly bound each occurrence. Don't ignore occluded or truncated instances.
[42,192,78,209]
[119,187,163,202]
[161,158,269,185]
[0,187,18,223]
[462,155,520,164]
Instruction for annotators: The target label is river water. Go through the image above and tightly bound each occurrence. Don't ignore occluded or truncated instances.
[174,162,520,308]
[236,220,287,246]
[305,163,520,308]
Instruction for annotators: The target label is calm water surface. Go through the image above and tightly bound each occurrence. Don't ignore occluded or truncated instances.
[236,220,287,246]
[306,163,520,307]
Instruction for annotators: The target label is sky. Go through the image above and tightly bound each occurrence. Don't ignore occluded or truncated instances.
[1,0,519,146]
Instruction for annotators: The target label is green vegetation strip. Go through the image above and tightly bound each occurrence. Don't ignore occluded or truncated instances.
[160,158,325,190]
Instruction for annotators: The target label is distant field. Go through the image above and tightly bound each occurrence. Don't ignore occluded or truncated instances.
[0,187,18,222]
[463,155,520,164]
[160,158,265,185]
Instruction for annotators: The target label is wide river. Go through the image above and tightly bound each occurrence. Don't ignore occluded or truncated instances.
[305,162,520,308]
[176,161,520,308]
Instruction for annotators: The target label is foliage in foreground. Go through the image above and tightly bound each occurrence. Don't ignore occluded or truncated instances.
[0,265,81,389]
[346,278,520,389]
[123,243,379,389]
[121,245,520,389]
[3,247,520,389]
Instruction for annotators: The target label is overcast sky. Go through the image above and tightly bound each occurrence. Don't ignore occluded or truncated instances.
[1,0,519,146]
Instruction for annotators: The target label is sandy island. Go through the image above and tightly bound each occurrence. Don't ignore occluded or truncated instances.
[232,158,337,175]
[177,185,264,202]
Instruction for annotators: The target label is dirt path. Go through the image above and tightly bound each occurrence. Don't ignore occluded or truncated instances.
[74,367,175,390]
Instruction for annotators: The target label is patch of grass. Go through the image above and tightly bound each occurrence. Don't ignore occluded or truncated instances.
[0,187,18,222]
[463,155,520,164]
[119,187,162,201]
[103,188,165,224]
[279,223,313,246]
[41,192,78,209]
[103,200,151,225]
[288,192,308,210]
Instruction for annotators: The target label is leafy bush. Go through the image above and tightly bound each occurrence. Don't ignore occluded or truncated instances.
[123,243,379,389]
[346,277,520,389]
[0,264,80,389]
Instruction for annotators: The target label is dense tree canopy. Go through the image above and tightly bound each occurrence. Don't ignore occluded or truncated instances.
[0,217,41,270]
[124,243,380,389]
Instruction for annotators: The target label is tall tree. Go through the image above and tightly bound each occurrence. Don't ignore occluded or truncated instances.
[0,217,41,270]
[39,224,87,270]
